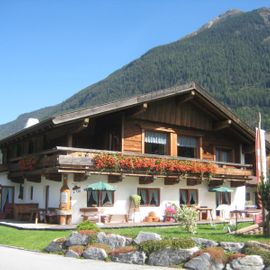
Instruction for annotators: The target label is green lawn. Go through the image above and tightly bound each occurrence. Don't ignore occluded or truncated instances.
[0,226,70,251]
[104,222,270,244]
[0,222,269,251]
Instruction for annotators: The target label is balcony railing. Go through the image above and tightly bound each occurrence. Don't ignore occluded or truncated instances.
[6,146,253,181]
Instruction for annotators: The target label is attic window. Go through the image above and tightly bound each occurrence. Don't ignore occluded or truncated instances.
[144,131,168,155]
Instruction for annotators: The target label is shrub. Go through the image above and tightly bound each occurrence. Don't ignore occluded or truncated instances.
[109,246,137,255]
[138,238,195,256]
[77,220,100,232]
[193,247,226,264]
[170,238,195,249]
[138,239,171,255]
[68,245,85,256]
[244,247,270,266]
[88,243,112,254]
[174,205,198,234]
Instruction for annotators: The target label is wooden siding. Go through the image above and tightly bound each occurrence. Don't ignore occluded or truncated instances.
[123,119,142,153]
[137,98,213,131]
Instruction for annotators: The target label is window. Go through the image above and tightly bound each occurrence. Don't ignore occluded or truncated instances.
[177,136,197,158]
[216,192,231,206]
[144,131,168,155]
[87,190,114,207]
[138,188,160,206]
[216,148,232,162]
[179,189,198,205]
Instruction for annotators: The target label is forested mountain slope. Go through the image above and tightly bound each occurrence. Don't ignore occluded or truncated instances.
[1,7,270,139]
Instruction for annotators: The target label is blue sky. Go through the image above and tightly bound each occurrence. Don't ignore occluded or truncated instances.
[0,0,269,125]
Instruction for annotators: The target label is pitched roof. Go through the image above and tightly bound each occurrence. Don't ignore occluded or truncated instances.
[0,82,269,150]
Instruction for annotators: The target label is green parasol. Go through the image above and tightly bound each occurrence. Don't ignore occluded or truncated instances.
[84,181,116,191]
[209,186,233,193]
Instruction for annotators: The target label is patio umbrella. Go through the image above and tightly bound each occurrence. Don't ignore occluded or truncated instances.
[209,186,233,193]
[84,181,116,191]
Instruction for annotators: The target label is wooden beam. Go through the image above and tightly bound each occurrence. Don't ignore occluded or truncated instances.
[177,90,195,105]
[108,174,125,183]
[187,178,202,186]
[74,174,88,182]
[26,175,42,183]
[164,177,179,185]
[208,180,224,187]
[127,103,148,118]
[230,181,245,187]
[139,176,154,184]
[213,119,232,131]
[44,173,62,182]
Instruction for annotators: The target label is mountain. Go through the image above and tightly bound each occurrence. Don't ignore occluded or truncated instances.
[1,7,270,139]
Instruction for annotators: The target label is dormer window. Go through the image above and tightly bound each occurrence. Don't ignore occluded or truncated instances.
[144,131,168,155]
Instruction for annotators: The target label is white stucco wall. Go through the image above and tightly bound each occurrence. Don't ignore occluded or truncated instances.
[0,171,247,225]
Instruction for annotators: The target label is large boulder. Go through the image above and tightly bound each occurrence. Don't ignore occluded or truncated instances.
[96,232,132,248]
[65,232,89,247]
[184,252,224,270]
[192,237,218,248]
[148,247,199,266]
[110,251,146,265]
[220,242,244,253]
[44,238,65,253]
[65,250,80,258]
[134,232,162,245]
[225,255,264,270]
[82,247,108,260]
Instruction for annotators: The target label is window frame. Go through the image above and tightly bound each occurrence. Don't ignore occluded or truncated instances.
[144,130,169,156]
[87,190,115,207]
[137,187,160,207]
[177,135,199,158]
[179,189,199,206]
[215,147,234,163]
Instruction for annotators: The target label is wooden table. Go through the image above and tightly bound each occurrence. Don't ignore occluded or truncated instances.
[196,207,213,221]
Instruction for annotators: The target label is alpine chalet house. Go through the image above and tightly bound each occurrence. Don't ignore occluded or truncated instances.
[0,82,268,225]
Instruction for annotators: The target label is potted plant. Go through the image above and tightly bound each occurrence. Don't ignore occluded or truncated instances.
[130,194,141,211]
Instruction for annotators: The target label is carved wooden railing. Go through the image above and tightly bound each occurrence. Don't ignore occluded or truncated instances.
[6,146,253,182]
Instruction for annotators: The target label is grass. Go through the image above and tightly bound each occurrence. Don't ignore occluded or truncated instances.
[0,226,70,251]
[103,222,270,244]
[0,222,269,251]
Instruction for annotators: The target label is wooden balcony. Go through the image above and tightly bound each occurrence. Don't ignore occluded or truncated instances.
[6,146,253,184]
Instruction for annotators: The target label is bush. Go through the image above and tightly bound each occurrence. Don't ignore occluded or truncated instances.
[138,238,195,255]
[138,240,171,255]
[244,247,270,266]
[193,247,226,264]
[170,238,195,249]
[77,220,100,232]
[174,205,198,234]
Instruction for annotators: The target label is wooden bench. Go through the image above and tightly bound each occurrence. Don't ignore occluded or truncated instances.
[14,203,39,221]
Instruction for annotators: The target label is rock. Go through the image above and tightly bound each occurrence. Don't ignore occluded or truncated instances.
[44,240,64,253]
[65,232,89,247]
[148,247,199,266]
[110,251,146,265]
[220,242,244,252]
[65,250,80,258]
[192,237,218,248]
[184,252,224,270]
[96,232,131,248]
[225,255,264,270]
[245,241,270,251]
[82,247,108,260]
[133,232,162,245]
